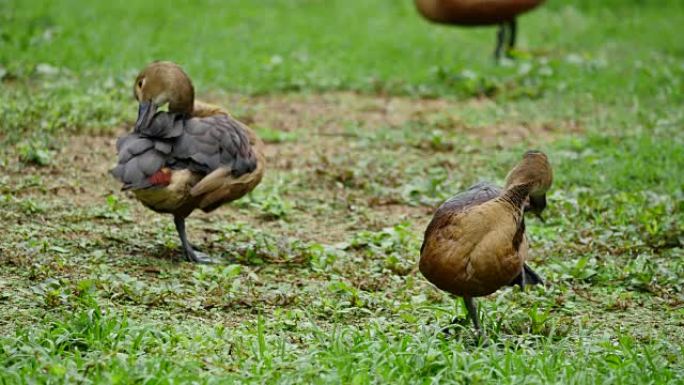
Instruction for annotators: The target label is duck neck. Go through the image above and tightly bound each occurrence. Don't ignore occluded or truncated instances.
[169,103,193,119]
[501,183,531,212]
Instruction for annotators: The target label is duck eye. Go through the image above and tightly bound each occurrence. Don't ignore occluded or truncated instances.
[137,80,143,88]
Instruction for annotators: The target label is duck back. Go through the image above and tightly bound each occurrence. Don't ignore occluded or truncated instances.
[419,181,530,297]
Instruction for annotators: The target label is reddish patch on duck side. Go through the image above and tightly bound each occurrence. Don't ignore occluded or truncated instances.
[148,168,172,186]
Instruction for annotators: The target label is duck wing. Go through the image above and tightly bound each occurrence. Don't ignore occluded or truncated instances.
[440,181,502,212]
[420,181,501,254]
[170,114,257,177]
[110,113,183,190]
[172,114,262,212]
[112,111,260,206]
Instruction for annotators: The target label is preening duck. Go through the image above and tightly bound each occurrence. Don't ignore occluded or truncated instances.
[111,61,266,263]
[419,150,552,336]
[414,0,546,59]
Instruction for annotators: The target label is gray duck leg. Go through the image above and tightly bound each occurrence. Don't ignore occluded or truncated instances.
[443,296,483,338]
[463,296,482,332]
[464,296,489,344]
[174,216,216,264]
[495,23,506,60]
[495,20,518,61]
[506,19,517,58]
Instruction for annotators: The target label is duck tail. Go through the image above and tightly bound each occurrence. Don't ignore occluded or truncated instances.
[509,263,544,289]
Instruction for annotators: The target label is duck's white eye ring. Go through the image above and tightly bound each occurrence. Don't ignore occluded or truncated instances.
[138,79,144,88]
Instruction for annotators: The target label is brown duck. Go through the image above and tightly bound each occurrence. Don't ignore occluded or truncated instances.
[419,150,552,335]
[414,0,546,59]
[111,61,266,263]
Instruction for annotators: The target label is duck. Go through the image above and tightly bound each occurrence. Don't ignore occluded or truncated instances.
[419,150,552,336]
[111,61,266,263]
[413,0,546,59]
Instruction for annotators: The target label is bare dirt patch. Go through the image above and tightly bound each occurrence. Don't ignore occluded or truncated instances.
[211,92,582,142]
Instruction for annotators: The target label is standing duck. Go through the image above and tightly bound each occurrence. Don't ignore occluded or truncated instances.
[419,150,552,336]
[414,0,546,59]
[111,61,266,263]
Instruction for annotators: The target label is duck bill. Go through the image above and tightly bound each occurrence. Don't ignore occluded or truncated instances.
[134,100,158,131]
[528,194,547,223]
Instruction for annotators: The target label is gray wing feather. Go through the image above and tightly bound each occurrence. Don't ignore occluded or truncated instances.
[438,181,502,213]
[111,132,169,190]
[154,141,172,154]
[122,158,145,183]
[136,150,164,175]
[138,113,184,138]
[111,112,257,191]
[117,137,154,163]
[171,115,257,177]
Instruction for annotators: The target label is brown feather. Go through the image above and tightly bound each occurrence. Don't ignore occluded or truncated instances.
[419,151,552,298]
[414,0,545,25]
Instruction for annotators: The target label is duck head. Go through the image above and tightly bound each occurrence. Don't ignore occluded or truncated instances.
[505,150,553,221]
[133,61,194,131]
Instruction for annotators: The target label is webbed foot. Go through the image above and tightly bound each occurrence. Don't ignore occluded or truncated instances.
[184,247,218,264]
[174,216,219,264]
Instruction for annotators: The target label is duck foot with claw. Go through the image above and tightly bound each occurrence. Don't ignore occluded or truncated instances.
[174,216,218,264]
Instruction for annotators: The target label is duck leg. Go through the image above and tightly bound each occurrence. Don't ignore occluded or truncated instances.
[464,296,490,345]
[463,296,482,332]
[173,216,216,264]
[494,23,506,60]
[495,20,518,61]
[443,297,487,343]
[506,19,517,58]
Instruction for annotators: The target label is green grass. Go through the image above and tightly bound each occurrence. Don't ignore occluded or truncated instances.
[1,0,683,143]
[1,0,683,383]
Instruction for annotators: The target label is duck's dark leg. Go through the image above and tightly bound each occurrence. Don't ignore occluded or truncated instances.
[494,23,506,60]
[441,299,470,336]
[506,19,517,57]
[463,296,482,332]
[520,267,527,291]
[173,216,215,264]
